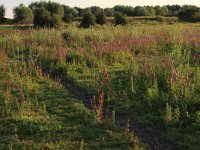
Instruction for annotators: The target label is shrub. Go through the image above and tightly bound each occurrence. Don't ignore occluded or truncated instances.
[114,12,127,25]
[96,11,107,25]
[80,12,95,28]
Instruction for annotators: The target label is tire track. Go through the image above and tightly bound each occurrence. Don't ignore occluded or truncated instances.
[59,76,180,150]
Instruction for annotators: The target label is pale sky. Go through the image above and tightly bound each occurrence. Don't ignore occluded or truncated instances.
[1,0,200,18]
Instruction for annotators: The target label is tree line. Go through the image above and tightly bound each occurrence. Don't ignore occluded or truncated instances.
[0,2,200,27]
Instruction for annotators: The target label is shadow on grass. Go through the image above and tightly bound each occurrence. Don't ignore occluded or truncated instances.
[0,78,129,149]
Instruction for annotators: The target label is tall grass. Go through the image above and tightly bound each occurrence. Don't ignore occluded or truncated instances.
[0,23,199,149]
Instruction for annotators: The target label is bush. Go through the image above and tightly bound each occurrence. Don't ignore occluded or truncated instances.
[114,12,127,25]
[80,12,95,28]
[96,11,107,25]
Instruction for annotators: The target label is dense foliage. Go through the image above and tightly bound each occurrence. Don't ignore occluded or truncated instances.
[30,1,64,28]
[75,5,167,17]
[2,2,200,26]
[178,6,200,22]
[63,5,78,23]
[0,5,5,21]
[13,4,34,24]
[33,7,51,27]
[96,11,107,25]
[80,12,96,28]
[114,12,127,25]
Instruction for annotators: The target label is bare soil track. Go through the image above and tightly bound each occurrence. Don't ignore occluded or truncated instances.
[59,76,180,150]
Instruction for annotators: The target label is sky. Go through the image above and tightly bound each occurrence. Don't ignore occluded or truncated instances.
[1,0,200,18]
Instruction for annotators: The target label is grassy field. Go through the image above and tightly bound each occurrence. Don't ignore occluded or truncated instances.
[0,22,200,149]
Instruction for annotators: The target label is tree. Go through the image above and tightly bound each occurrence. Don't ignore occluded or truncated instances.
[46,2,64,18]
[155,6,169,16]
[30,1,64,28]
[0,5,5,20]
[80,12,95,28]
[134,6,148,16]
[30,1,64,17]
[161,6,169,16]
[82,8,92,16]
[63,6,78,23]
[145,6,156,16]
[167,5,181,16]
[178,6,200,22]
[124,6,135,16]
[114,12,127,25]
[29,1,46,10]
[96,11,107,25]
[193,11,200,22]
[114,5,126,14]
[33,7,51,28]
[104,8,114,16]
[13,4,33,24]
[50,14,63,27]
[74,7,83,17]
[90,6,102,15]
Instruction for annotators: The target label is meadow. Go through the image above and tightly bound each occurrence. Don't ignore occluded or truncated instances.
[0,22,200,149]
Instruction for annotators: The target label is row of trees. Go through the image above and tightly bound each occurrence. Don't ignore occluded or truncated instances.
[178,6,200,22]
[80,11,127,28]
[62,5,199,18]
[69,5,183,17]
[0,2,200,27]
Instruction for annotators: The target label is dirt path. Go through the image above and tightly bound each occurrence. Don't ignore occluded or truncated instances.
[60,77,180,150]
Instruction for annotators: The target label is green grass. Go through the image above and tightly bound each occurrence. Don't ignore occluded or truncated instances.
[0,44,143,149]
[0,22,200,149]
[0,71,141,149]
